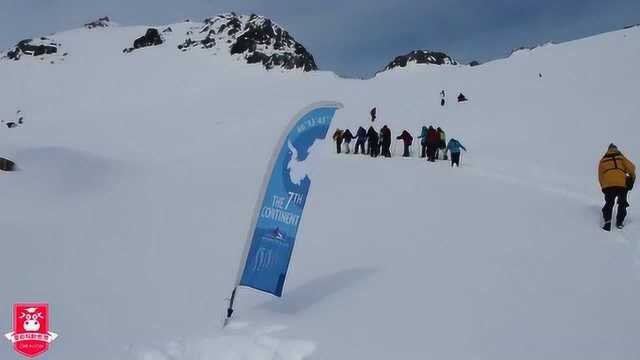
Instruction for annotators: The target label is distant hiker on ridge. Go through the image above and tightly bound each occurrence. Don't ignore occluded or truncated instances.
[380,125,392,158]
[446,138,467,167]
[342,129,355,154]
[440,90,446,106]
[598,143,635,231]
[370,107,377,122]
[354,126,367,154]
[458,93,468,102]
[396,130,414,157]
[332,129,344,154]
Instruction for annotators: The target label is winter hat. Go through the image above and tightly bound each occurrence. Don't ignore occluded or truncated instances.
[608,143,618,151]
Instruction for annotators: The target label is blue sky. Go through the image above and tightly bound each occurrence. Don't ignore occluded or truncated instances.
[1,0,638,77]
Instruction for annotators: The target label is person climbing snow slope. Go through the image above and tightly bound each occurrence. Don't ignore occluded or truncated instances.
[380,125,392,158]
[342,129,355,154]
[426,126,439,162]
[332,129,344,154]
[446,138,467,167]
[396,130,414,157]
[355,126,367,154]
[418,126,428,158]
[598,143,635,231]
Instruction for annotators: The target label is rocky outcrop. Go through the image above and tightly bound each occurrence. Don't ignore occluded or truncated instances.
[384,50,456,71]
[178,31,216,51]
[123,28,163,53]
[0,157,16,171]
[6,38,59,60]
[179,13,317,71]
[84,17,111,29]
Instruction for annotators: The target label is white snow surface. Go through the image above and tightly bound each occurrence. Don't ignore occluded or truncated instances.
[1,22,640,360]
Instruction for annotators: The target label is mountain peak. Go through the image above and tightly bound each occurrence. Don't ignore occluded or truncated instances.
[179,13,318,72]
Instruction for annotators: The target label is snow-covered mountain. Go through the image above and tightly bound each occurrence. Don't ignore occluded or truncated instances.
[2,13,317,72]
[1,16,640,360]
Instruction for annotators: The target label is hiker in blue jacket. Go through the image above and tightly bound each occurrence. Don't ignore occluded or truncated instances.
[446,138,467,167]
[417,126,428,158]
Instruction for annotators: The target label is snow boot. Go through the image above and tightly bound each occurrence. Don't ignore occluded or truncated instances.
[602,221,612,231]
[616,221,624,229]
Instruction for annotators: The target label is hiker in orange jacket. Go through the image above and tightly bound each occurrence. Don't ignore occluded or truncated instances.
[598,143,635,231]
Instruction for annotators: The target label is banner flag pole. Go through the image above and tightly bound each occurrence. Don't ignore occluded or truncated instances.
[224,101,343,327]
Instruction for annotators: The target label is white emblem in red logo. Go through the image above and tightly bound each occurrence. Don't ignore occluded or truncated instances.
[4,304,58,358]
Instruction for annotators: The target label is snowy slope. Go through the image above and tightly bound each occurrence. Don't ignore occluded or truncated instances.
[1,20,640,360]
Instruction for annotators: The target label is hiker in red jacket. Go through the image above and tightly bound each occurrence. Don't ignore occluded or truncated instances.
[425,126,439,162]
[396,130,413,157]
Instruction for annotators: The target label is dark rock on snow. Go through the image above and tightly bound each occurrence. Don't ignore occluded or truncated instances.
[84,17,111,29]
[384,50,456,71]
[184,13,317,72]
[6,38,59,60]
[178,31,216,51]
[0,157,16,172]
[134,28,163,48]
[124,28,163,53]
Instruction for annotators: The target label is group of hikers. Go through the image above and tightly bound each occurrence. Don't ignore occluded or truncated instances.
[332,125,467,167]
[331,129,635,231]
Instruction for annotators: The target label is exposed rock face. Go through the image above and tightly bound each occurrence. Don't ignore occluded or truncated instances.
[124,28,163,53]
[178,31,216,51]
[180,13,317,71]
[6,38,59,60]
[384,50,456,71]
[84,17,111,29]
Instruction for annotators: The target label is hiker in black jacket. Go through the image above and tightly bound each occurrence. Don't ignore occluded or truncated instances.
[342,129,355,154]
[380,125,392,158]
[367,126,379,158]
[354,126,367,154]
